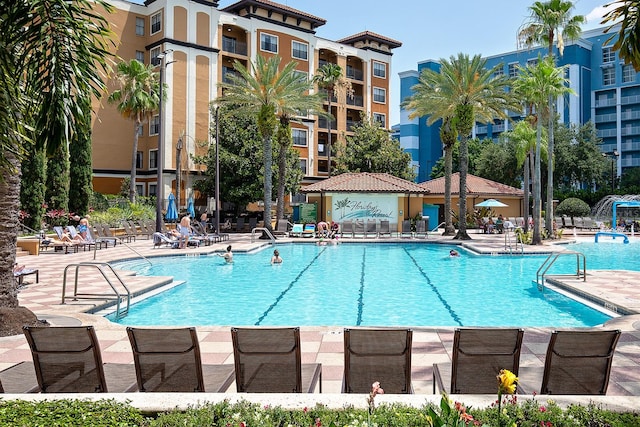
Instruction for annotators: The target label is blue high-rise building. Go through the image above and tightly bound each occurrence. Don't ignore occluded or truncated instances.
[399,25,637,183]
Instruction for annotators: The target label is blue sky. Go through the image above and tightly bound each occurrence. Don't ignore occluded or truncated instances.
[131,0,612,124]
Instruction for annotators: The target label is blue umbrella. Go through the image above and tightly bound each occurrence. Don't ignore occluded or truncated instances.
[166,193,178,222]
[187,196,195,218]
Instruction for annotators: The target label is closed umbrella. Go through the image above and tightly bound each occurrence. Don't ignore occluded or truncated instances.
[475,199,508,208]
[166,193,178,222]
[187,196,195,218]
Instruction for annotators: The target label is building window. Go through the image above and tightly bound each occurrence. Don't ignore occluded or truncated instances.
[494,67,504,78]
[373,113,386,128]
[373,61,386,78]
[135,17,145,36]
[137,124,143,136]
[150,115,159,135]
[260,33,278,53]
[151,12,161,35]
[527,58,538,68]
[603,67,615,86]
[136,151,143,169]
[293,70,308,81]
[373,87,386,104]
[135,50,145,63]
[291,41,308,60]
[149,150,158,169]
[150,47,161,66]
[136,184,143,196]
[292,129,307,146]
[299,159,307,175]
[149,184,157,197]
[623,64,635,83]
[508,63,518,78]
[602,46,615,63]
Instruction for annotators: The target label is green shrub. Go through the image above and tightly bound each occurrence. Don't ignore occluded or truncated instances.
[555,197,591,218]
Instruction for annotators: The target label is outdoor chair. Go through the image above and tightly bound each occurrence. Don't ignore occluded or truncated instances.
[231,327,322,393]
[127,327,235,392]
[378,219,391,238]
[302,223,316,238]
[400,219,413,238]
[67,225,104,251]
[365,219,377,238]
[248,217,258,231]
[119,221,138,241]
[353,219,365,237]
[433,328,524,394]
[235,217,246,232]
[415,219,428,238]
[93,223,120,247]
[22,325,135,393]
[14,267,38,286]
[290,223,304,237]
[343,328,413,394]
[538,329,621,395]
[126,220,151,240]
[50,226,81,253]
[273,219,291,237]
[340,220,353,238]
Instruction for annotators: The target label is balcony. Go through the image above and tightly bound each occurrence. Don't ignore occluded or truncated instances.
[595,97,617,107]
[492,123,506,133]
[346,119,361,131]
[317,118,336,130]
[346,95,364,107]
[597,128,618,138]
[595,112,618,123]
[621,94,640,105]
[222,37,247,56]
[621,110,640,121]
[621,126,640,136]
[222,67,240,84]
[476,125,488,134]
[346,67,364,81]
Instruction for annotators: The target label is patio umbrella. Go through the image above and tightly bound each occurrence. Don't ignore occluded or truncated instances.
[166,193,178,222]
[475,199,508,208]
[187,196,195,218]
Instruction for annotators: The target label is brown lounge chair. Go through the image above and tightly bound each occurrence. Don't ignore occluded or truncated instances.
[22,325,135,393]
[127,327,235,392]
[231,327,322,393]
[539,329,621,395]
[343,328,413,394]
[433,328,524,394]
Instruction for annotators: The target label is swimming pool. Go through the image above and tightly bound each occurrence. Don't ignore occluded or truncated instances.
[108,243,616,328]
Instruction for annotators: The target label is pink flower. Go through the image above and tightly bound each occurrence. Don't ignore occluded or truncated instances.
[539,406,547,412]
[371,381,384,395]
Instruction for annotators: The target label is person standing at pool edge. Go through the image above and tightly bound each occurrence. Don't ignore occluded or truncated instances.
[216,245,233,263]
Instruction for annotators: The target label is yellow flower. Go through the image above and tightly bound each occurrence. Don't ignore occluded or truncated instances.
[497,369,518,395]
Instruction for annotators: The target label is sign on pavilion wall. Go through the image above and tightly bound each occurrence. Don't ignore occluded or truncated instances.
[331,193,396,221]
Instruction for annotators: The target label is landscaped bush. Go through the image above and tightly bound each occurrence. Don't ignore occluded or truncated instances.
[89,203,155,227]
[555,197,591,218]
[2,398,640,427]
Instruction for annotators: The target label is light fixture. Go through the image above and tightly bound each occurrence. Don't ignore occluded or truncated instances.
[155,48,175,232]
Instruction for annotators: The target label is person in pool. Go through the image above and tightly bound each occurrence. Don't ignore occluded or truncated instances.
[216,245,233,263]
[271,249,282,264]
[449,249,460,257]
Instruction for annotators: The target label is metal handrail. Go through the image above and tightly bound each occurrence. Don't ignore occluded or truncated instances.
[536,251,586,289]
[431,222,446,232]
[62,262,131,319]
[251,227,276,243]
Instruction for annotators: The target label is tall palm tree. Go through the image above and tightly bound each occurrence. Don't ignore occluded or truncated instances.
[220,55,310,231]
[602,1,640,71]
[108,59,161,203]
[272,70,325,221]
[427,53,520,240]
[402,70,458,235]
[519,0,585,234]
[0,0,112,311]
[514,57,573,244]
[313,63,352,177]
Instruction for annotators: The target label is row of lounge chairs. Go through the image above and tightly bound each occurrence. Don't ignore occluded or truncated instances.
[0,326,619,395]
[153,221,229,248]
[554,216,600,230]
[340,219,429,239]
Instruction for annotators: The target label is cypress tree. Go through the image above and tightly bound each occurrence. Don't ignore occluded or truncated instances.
[20,145,47,231]
[69,99,93,216]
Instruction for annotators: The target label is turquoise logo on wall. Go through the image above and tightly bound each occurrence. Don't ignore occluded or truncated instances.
[334,196,393,220]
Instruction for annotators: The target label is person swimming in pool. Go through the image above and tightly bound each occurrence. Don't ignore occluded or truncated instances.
[215,245,233,263]
[449,249,460,257]
[271,249,282,264]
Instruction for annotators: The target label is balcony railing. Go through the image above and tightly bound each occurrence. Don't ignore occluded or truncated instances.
[476,125,488,134]
[595,97,617,107]
[492,124,506,132]
[346,68,364,81]
[621,94,640,105]
[346,95,364,107]
[621,110,640,120]
[346,120,361,131]
[317,118,336,130]
[595,112,618,123]
[597,128,618,138]
[621,126,640,136]
[222,37,248,56]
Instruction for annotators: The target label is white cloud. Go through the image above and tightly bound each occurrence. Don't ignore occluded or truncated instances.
[584,4,617,29]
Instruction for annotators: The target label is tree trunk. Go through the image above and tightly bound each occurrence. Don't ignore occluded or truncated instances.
[443,146,455,235]
[524,152,532,233]
[276,142,287,221]
[130,121,140,203]
[532,121,542,245]
[327,91,333,177]
[263,133,274,231]
[546,96,555,236]
[454,135,471,240]
[0,153,22,308]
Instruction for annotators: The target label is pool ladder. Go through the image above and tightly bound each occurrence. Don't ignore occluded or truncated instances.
[536,251,586,291]
[251,227,276,243]
[61,262,131,320]
[503,228,524,254]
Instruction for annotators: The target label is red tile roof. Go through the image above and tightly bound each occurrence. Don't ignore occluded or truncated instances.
[337,31,402,48]
[302,173,428,194]
[418,173,523,196]
[222,0,326,26]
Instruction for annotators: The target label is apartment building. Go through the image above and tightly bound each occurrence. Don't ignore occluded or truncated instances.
[399,25,638,184]
[91,0,400,209]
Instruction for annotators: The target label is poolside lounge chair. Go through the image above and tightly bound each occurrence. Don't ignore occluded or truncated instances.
[191,221,220,245]
[153,232,180,248]
[14,267,38,286]
[415,219,428,238]
[365,219,377,238]
[231,327,322,393]
[67,225,105,251]
[433,328,524,394]
[92,223,121,247]
[340,219,353,238]
[119,221,138,241]
[273,219,291,237]
[353,219,365,237]
[573,217,584,229]
[302,223,316,238]
[343,328,413,394]
[400,219,412,238]
[248,217,258,231]
[538,329,621,395]
[290,223,304,237]
[378,219,391,238]
[22,325,135,393]
[235,217,246,232]
[50,226,81,253]
[127,327,235,392]
[127,220,152,239]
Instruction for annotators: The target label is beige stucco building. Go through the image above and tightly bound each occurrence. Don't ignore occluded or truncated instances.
[91,0,401,212]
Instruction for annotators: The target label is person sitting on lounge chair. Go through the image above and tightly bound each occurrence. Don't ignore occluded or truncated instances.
[77,218,90,240]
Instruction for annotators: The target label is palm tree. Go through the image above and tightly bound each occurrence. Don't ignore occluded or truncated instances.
[519,0,585,234]
[504,120,548,232]
[420,53,520,240]
[273,72,325,221]
[313,63,352,177]
[108,59,161,203]
[602,1,640,71]
[402,69,458,235]
[513,57,573,244]
[220,55,310,231]
[0,0,112,313]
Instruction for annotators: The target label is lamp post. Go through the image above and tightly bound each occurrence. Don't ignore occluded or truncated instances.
[176,134,183,216]
[154,49,174,232]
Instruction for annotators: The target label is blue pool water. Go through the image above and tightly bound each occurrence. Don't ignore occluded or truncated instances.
[107,242,631,328]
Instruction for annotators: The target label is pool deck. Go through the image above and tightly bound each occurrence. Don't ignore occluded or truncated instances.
[3,229,640,410]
